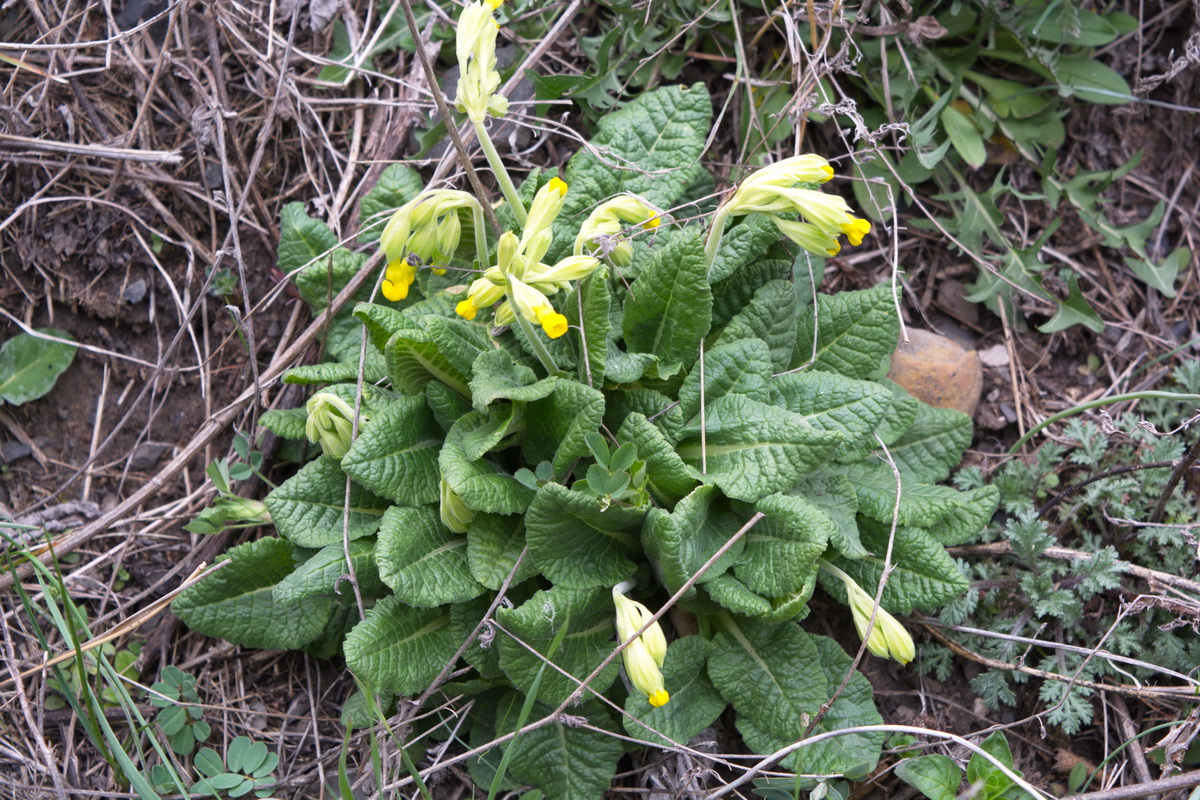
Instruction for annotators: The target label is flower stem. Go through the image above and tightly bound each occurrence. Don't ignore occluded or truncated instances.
[474,120,527,226]
[703,204,732,275]
[471,203,490,270]
[506,275,559,375]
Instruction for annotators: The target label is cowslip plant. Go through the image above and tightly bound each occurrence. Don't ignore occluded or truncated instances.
[172,7,998,794]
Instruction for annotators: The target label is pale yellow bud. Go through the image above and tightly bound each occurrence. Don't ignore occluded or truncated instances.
[305,392,363,459]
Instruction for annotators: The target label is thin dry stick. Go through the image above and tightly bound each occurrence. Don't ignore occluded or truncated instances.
[81,361,109,503]
[0,132,181,162]
[1149,433,1200,524]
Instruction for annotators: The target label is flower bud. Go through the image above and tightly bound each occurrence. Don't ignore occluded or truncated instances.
[439,478,475,533]
[305,392,363,459]
[843,578,915,665]
[613,586,670,707]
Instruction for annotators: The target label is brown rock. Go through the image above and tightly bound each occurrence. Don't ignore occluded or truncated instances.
[887,329,983,417]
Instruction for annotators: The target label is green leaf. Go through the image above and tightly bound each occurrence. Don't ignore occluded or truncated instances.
[716,280,798,371]
[525,482,643,589]
[643,485,743,596]
[376,505,483,606]
[711,255,793,329]
[707,616,825,739]
[623,637,726,747]
[0,329,77,406]
[341,396,442,506]
[264,455,390,547]
[676,396,843,502]
[496,585,620,706]
[1055,55,1131,105]
[505,702,624,800]
[523,379,606,475]
[440,413,535,515]
[353,301,419,352]
[735,493,833,597]
[622,232,713,377]
[344,596,456,696]
[278,202,337,276]
[1018,6,1122,45]
[427,379,472,432]
[272,539,386,606]
[895,754,962,800]
[792,285,899,379]
[886,402,974,483]
[794,473,866,559]
[550,83,713,262]
[772,371,893,455]
[294,248,370,316]
[781,636,885,774]
[568,270,610,386]
[259,408,308,440]
[358,164,424,243]
[1126,248,1188,297]
[173,538,330,650]
[709,214,783,283]
[941,106,986,168]
[1036,272,1104,334]
[824,517,968,614]
[616,413,697,505]
[678,338,773,424]
[873,380,921,445]
[966,731,1018,796]
[466,512,539,590]
[385,315,490,398]
[281,361,382,385]
[468,349,557,412]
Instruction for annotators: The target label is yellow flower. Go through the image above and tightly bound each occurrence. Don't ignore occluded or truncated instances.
[454,0,507,122]
[379,190,479,269]
[382,258,418,302]
[613,586,669,707]
[718,155,870,254]
[509,277,569,339]
[769,217,841,258]
[574,194,666,265]
[843,577,915,665]
[305,392,363,459]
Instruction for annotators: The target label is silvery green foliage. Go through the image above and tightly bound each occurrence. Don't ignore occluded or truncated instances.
[175,84,998,796]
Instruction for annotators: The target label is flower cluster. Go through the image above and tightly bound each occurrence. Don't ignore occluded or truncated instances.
[722,154,871,257]
[821,561,915,665]
[455,178,600,339]
[304,392,364,459]
[454,0,507,123]
[613,585,669,707]
[574,194,666,266]
[378,190,483,301]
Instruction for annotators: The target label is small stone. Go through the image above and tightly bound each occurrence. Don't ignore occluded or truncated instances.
[0,441,33,464]
[978,344,1010,368]
[122,278,147,304]
[887,329,983,417]
[129,442,171,471]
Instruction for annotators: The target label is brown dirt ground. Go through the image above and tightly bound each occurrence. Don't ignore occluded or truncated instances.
[1,0,1198,797]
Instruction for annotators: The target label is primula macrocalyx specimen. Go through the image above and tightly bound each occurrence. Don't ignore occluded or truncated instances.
[305,392,363,459]
[454,0,507,122]
[574,193,666,266]
[379,189,481,274]
[452,179,599,340]
[828,567,915,665]
[720,154,871,257]
[613,585,669,707]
